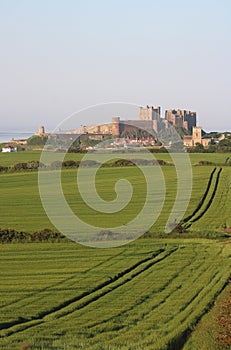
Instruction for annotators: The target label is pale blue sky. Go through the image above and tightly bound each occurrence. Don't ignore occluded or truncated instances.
[0,0,230,131]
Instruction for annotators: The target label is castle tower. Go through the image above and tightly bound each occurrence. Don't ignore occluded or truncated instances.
[39,125,45,135]
[138,106,161,121]
[192,126,202,145]
[111,117,120,136]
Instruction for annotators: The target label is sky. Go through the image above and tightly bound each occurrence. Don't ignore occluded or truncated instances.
[0,0,230,132]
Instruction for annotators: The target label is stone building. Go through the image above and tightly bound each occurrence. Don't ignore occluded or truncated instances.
[165,109,196,134]
[35,125,50,137]
[183,127,212,147]
[138,105,161,121]
[73,106,164,137]
[69,105,200,143]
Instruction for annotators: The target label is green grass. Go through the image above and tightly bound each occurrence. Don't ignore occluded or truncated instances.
[0,150,230,167]
[0,151,42,166]
[1,162,230,235]
[189,167,231,232]
[0,240,230,349]
[0,152,231,349]
[183,276,231,350]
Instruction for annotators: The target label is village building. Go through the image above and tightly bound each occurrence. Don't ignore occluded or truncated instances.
[183,127,212,147]
[2,144,17,152]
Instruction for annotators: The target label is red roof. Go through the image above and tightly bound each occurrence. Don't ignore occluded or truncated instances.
[3,144,14,148]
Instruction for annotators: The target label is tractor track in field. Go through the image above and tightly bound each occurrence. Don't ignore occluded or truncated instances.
[0,247,178,338]
[182,167,217,224]
[183,168,222,229]
[87,249,198,330]
[87,253,227,349]
[101,255,218,334]
[0,249,127,312]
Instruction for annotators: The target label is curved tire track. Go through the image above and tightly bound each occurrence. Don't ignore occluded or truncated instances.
[0,247,178,338]
[182,167,217,225]
[184,168,222,229]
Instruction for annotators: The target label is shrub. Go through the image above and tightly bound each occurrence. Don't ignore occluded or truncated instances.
[30,229,65,242]
[111,159,135,167]
[26,161,40,170]
[0,165,8,172]
[13,162,28,170]
[0,228,65,243]
[62,160,77,168]
[0,228,30,243]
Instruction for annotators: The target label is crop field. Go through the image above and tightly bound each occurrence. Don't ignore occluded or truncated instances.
[0,151,230,349]
[0,240,230,350]
[0,163,230,235]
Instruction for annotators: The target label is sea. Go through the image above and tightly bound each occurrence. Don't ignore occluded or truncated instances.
[0,131,35,144]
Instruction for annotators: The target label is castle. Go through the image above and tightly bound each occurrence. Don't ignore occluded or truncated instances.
[72,105,197,138]
[71,105,210,147]
[37,106,212,148]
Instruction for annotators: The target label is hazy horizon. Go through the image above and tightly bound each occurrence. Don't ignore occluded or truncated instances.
[0,0,230,132]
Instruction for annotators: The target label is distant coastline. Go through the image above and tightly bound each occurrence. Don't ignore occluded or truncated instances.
[0,131,34,144]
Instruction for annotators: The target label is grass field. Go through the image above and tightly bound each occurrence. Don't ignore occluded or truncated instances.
[0,150,230,167]
[0,240,230,350]
[0,151,230,349]
[0,163,230,235]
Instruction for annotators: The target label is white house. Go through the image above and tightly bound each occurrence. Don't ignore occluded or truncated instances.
[2,145,17,153]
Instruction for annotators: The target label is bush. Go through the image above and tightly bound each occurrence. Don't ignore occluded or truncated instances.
[0,165,8,172]
[13,162,28,170]
[111,159,135,167]
[0,228,30,243]
[0,228,65,243]
[62,160,78,168]
[26,161,40,170]
[30,229,65,242]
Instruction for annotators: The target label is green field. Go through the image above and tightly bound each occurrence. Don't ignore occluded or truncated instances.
[0,150,230,167]
[0,163,230,235]
[0,240,230,350]
[0,151,230,349]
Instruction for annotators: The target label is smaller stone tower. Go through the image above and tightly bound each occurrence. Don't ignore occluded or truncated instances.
[39,126,45,135]
[192,126,202,145]
[111,117,120,136]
